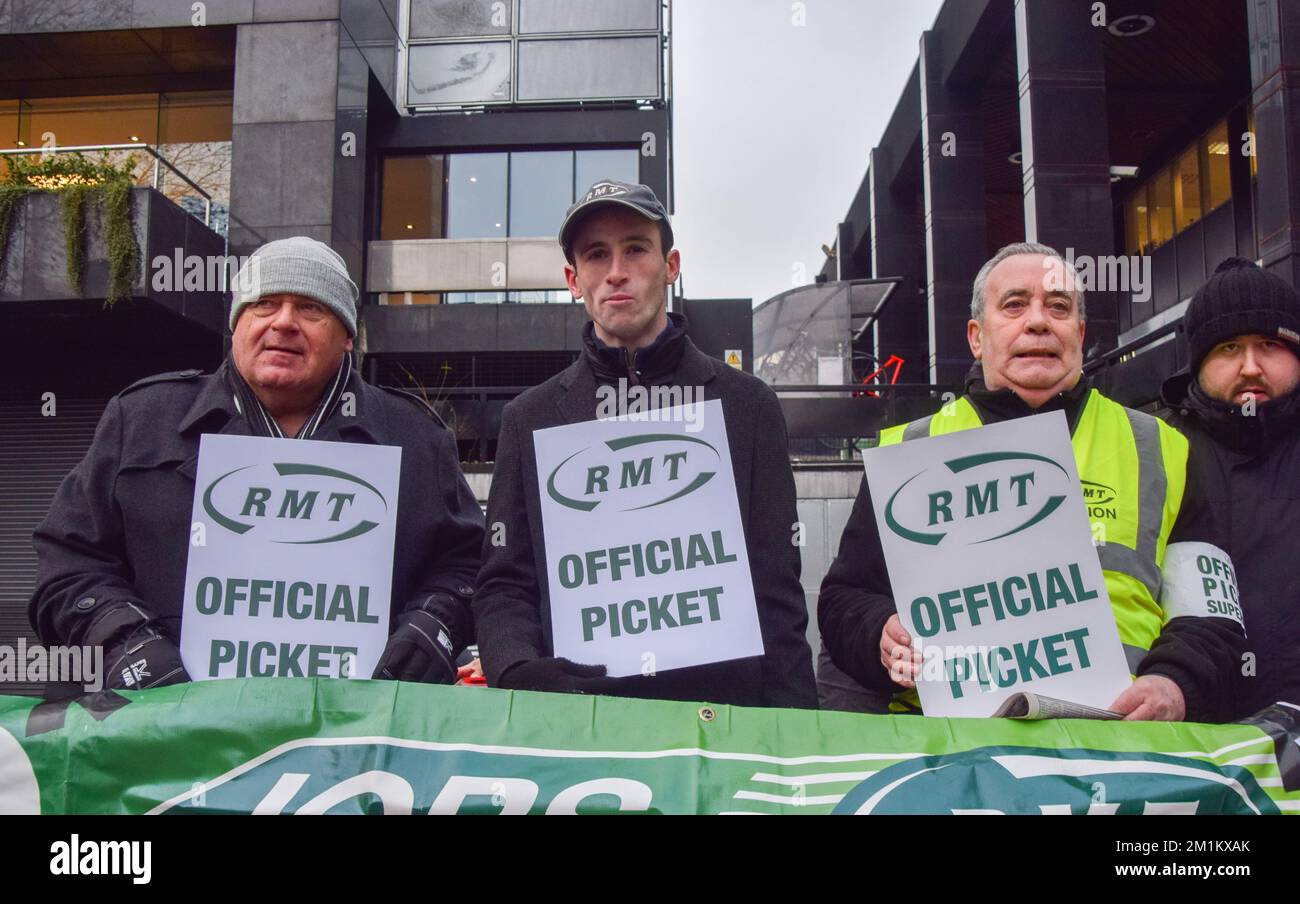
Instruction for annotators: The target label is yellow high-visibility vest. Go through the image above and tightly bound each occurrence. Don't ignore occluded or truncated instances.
[877,389,1188,713]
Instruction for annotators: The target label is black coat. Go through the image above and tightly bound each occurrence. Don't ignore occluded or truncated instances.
[1163,371,1300,717]
[473,320,817,708]
[818,374,1247,723]
[30,361,484,653]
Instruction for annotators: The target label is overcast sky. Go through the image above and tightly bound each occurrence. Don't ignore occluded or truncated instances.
[671,0,945,305]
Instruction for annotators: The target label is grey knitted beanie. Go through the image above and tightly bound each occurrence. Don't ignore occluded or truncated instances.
[229,237,358,336]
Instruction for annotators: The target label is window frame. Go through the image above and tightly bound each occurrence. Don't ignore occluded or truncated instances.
[402,0,665,111]
[1122,117,1237,256]
[379,146,641,241]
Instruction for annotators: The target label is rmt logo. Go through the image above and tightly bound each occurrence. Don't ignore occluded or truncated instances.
[547,434,721,513]
[201,462,388,544]
[1080,480,1120,520]
[884,451,1073,547]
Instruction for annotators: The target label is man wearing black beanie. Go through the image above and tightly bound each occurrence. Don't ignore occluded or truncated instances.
[1162,257,1300,718]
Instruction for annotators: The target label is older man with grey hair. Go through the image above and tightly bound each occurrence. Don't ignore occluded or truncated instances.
[817,242,1245,723]
[32,237,484,694]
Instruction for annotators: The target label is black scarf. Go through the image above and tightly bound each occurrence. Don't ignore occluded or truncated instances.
[962,363,1093,433]
[1182,374,1300,454]
[224,352,353,439]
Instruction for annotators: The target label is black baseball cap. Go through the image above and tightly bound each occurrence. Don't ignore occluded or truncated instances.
[559,180,673,260]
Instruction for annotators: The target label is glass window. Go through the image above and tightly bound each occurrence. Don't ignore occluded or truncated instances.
[509,151,574,236]
[377,284,575,305]
[517,36,660,101]
[513,289,573,303]
[155,91,233,223]
[446,291,508,304]
[381,292,444,305]
[405,0,663,109]
[0,100,19,149]
[446,153,508,238]
[1202,121,1232,214]
[3,92,233,232]
[1149,167,1174,250]
[410,0,511,38]
[381,155,446,240]
[380,149,641,242]
[1119,118,1242,254]
[441,290,572,303]
[1124,190,1150,257]
[158,91,232,144]
[1173,145,1202,231]
[408,42,512,105]
[575,149,639,194]
[518,0,659,34]
[23,93,159,148]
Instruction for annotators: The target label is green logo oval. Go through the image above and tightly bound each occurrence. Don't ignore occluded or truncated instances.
[883,451,1070,546]
[546,434,719,513]
[201,462,387,544]
[833,745,1280,815]
[1080,480,1118,506]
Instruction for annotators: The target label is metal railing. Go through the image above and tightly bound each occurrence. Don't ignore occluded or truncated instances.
[0,143,212,226]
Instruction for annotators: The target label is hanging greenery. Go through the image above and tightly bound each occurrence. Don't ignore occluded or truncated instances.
[0,152,142,306]
[0,183,34,275]
[101,178,141,303]
[61,182,93,296]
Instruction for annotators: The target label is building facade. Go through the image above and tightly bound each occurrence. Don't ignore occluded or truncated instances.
[0,0,676,693]
[817,0,1297,411]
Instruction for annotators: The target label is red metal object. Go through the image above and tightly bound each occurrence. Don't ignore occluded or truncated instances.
[853,354,905,398]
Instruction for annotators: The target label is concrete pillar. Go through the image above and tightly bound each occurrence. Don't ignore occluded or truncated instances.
[331,23,374,285]
[836,222,855,280]
[1248,0,1300,287]
[228,20,340,257]
[870,149,928,384]
[920,29,986,386]
[1013,0,1117,354]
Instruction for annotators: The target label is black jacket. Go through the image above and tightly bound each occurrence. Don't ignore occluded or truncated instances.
[818,370,1247,722]
[1163,370,1300,717]
[473,315,817,708]
[30,361,484,654]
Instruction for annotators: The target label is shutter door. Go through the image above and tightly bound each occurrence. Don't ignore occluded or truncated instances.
[0,395,108,697]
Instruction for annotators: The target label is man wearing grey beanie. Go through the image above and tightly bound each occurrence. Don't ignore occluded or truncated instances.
[32,237,484,694]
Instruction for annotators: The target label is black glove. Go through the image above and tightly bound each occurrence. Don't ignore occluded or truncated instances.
[498,657,622,696]
[105,625,191,690]
[372,607,457,684]
[86,602,190,691]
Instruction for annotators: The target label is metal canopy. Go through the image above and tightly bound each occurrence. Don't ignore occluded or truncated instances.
[752,278,900,385]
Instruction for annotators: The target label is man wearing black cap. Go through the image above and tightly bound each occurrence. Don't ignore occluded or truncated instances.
[1162,257,1300,717]
[473,180,817,708]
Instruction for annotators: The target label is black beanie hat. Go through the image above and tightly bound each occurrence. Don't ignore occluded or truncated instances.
[1185,257,1300,373]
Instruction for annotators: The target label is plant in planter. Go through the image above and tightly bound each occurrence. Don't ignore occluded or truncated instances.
[0,152,143,306]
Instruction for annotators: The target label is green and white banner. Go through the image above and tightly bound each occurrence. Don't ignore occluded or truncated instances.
[1,681,1296,814]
